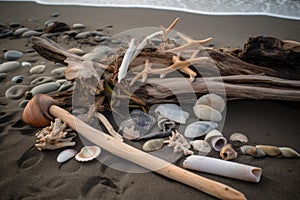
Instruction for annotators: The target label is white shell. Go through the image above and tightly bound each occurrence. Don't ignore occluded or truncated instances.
[195,94,225,112]
[278,147,300,157]
[154,104,189,124]
[190,140,212,155]
[142,139,164,152]
[229,132,248,143]
[75,146,101,162]
[204,130,227,151]
[184,121,218,138]
[57,149,77,163]
[183,155,262,183]
[193,104,222,122]
[220,144,238,161]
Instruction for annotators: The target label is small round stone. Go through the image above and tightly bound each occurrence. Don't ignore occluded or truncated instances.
[30,82,60,96]
[12,75,24,83]
[22,30,42,37]
[18,99,29,108]
[29,65,46,74]
[52,13,60,17]
[0,29,13,38]
[58,81,73,91]
[10,22,20,28]
[21,62,32,67]
[5,85,29,100]
[0,61,20,73]
[4,50,23,61]
[14,27,30,36]
[30,76,54,85]
[75,31,91,39]
[51,67,66,78]
[68,48,84,56]
[73,23,86,29]
[55,79,67,84]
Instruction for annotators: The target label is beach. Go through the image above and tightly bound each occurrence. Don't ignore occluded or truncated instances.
[0,1,300,199]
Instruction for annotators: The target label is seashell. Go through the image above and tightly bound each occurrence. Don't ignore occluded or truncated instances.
[142,139,165,152]
[183,155,262,183]
[195,94,225,112]
[75,146,101,162]
[119,109,156,140]
[220,144,238,161]
[154,104,189,124]
[57,149,77,163]
[137,128,172,141]
[229,132,248,143]
[190,140,212,155]
[184,121,218,138]
[193,104,222,122]
[278,147,300,157]
[204,130,227,151]
[157,115,176,132]
[240,145,266,157]
[255,145,282,156]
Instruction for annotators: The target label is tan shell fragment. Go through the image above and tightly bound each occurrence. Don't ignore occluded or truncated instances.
[229,132,248,143]
[220,144,238,161]
[278,147,300,157]
[240,145,266,157]
[75,146,101,162]
[255,145,282,156]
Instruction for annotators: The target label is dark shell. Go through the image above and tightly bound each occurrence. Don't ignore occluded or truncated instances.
[135,128,172,141]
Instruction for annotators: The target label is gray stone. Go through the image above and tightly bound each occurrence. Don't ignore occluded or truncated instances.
[0,61,20,73]
[73,23,86,29]
[4,50,23,61]
[0,29,13,38]
[10,22,20,28]
[5,85,29,100]
[29,65,46,74]
[30,82,60,96]
[0,73,7,82]
[75,31,91,39]
[14,27,30,36]
[21,62,32,67]
[68,48,84,56]
[22,30,42,37]
[12,75,24,83]
[19,99,29,108]
[58,81,73,91]
[31,76,54,85]
[51,67,66,78]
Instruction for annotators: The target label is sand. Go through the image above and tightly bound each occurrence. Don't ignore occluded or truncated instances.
[0,1,300,199]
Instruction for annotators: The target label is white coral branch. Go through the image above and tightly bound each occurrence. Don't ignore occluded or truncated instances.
[164,130,193,155]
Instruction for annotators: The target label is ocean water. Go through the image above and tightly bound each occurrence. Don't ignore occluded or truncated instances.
[8,0,300,20]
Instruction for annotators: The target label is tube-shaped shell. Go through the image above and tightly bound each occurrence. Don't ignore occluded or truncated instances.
[195,94,225,112]
[204,130,227,151]
[155,104,189,124]
[75,146,101,162]
[193,104,222,122]
[183,155,262,183]
[278,147,300,157]
[184,121,218,138]
[220,144,238,161]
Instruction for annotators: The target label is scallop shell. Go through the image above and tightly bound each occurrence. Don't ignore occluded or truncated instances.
[229,132,248,143]
[240,145,266,157]
[278,147,300,157]
[204,130,227,151]
[193,104,222,122]
[183,155,262,183]
[57,149,77,163]
[255,145,282,156]
[154,104,189,124]
[220,144,238,161]
[184,121,218,138]
[142,139,164,152]
[75,146,101,162]
[195,94,225,112]
[190,140,212,155]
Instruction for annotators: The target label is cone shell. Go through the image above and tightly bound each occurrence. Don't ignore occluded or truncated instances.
[75,146,101,162]
[195,94,225,112]
[142,139,164,152]
[255,145,281,156]
[229,132,248,143]
[278,147,300,157]
[220,144,238,161]
[193,104,222,122]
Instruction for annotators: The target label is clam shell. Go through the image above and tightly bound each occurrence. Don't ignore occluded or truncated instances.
[75,146,101,162]
[195,94,225,112]
[278,147,300,157]
[193,104,222,122]
[255,145,281,156]
[190,140,212,155]
[220,144,238,161]
[154,104,189,124]
[184,121,218,138]
[142,139,164,152]
[229,132,248,143]
[57,149,77,163]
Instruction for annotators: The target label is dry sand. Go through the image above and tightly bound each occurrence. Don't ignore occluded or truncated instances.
[0,1,300,199]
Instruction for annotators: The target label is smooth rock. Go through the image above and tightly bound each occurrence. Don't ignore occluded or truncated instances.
[0,73,7,82]
[55,79,67,84]
[30,82,60,96]
[52,13,60,17]
[5,85,29,100]
[75,31,91,39]
[30,76,54,85]
[73,23,86,29]
[58,81,73,91]
[22,30,42,37]
[0,29,13,38]
[4,50,23,61]
[10,22,20,28]
[14,27,30,36]
[91,31,102,36]
[21,62,32,67]
[12,75,24,83]
[68,48,84,56]
[51,67,66,78]
[0,61,20,73]
[47,22,70,33]
[19,99,29,108]
[29,65,46,74]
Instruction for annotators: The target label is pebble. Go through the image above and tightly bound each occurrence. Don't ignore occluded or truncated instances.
[22,30,42,37]
[75,31,91,39]
[47,22,70,33]
[64,30,79,37]
[21,62,32,67]
[0,29,13,38]
[19,99,29,108]
[56,79,67,84]
[0,23,6,28]
[52,13,60,17]
[73,23,86,29]
[5,85,29,100]
[58,81,73,91]
[29,65,46,74]
[10,22,20,28]
[0,61,20,73]
[44,20,56,27]
[12,75,24,83]
[30,76,54,85]
[4,50,23,61]
[68,48,84,56]
[14,27,30,36]
[0,73,7,82]
[30,82,60,96]
[51,67,66,78]
[94,36,111,43]
[91,31,102,36]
